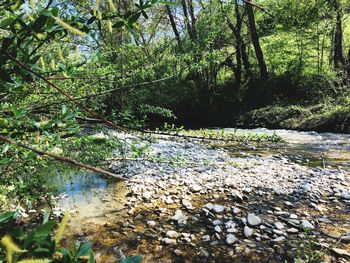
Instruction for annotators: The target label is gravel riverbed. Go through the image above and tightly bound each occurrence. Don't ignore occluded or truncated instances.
[51,130,350,263]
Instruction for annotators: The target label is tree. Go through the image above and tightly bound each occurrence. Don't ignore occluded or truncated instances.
[245,0,268,79]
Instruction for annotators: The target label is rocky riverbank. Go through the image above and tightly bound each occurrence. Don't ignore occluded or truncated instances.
[58,130,350,262]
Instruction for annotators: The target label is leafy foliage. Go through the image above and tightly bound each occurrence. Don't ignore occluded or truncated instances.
[0,211,142,263]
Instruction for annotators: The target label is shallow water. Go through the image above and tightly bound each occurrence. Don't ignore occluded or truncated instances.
[45,167,126,226]
[223,128,350,170]
[49,128,350,224]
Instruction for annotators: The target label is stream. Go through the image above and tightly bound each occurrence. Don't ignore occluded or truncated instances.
[46,128,350,262]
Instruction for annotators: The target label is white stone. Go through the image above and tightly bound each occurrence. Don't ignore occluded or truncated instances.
[147,221,156,227]
[204,203,214,210]
[274,222,285,229]
[191,184,202,192]
[244,226,254,237]
[232,207,242,214]
[289,214,298,219]
[162,238,177,245]
[247,214,262,226]
[287,228,299,234]
[272,236,285,242]
[341,192,350,200]
[212,220,222,226]
[172,210,188,224]
[166,230,180,238]
[212,205,225,213]
[226,234,237,244]
[300,220,315,230]
[214,226,222,233]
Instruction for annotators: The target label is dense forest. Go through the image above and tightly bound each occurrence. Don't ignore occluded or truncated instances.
[1,0,350,262]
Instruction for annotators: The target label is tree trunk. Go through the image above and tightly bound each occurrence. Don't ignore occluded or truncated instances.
[188,0,196,38]
[166,5,182,50]
[245,0,268,80]
[181,0,194,40]
[333,0,345,69]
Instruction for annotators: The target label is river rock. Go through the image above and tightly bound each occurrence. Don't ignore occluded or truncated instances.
[272,236,285,243]
[332,248,350,257]
[300,220,315,230]
[204,203,214,210]
[215,226,222,233]
[212,220,222,226]
[172,210,188,224]
[226,234,237,244]
[287,228,299,234]
[166,230,180,238]
[147,221,156,227]
[247,214,262,226]
[162,238,177,245]
[191,184,202,192]
[274,222,284,229]
[244,226,254,237]
[341,192,350,200]
[212,205,225,213]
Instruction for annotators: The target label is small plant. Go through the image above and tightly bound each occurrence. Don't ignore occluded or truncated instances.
[0,211,142,263]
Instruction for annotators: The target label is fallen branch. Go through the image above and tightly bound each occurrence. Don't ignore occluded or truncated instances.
[0,134,125,180]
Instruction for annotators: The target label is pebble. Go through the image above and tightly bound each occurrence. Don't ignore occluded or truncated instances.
[212,205,225,213]
[287,228,299,234]
[172,210,188,224]
[162,238,177,245]
[202,235,210,242]
[272,236,286,242]
[274,222,284,229]
[247,214,262,226]
[166,230,179,238]
[244,226,254,237]
[300,220,315,230]
[232,207,242,214]
[212,220,222,226]
[191,184,202,192]
[214,226,222,233]
[226,234,237,244]
[147,221,156,227]
[289,213,298,219]
[341,192,350,200]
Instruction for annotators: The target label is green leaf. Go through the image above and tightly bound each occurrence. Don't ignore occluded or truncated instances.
[76,241,93,257]
[0,67,13,83]
[1,143,10,154]
[141,10,148,19]
[128,13,141,24]
[0,158,11,165]
[35,221,57,239]
[33,15,48,32]
[0,17,15,28]
[0,211,16,224]
[23,230,36,248]
[117,256,143,263]
[113,21,125,28]
[42,208,50,224]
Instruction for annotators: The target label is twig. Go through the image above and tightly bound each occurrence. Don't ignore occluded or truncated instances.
[243,0,273,17]
[0,134,125,180]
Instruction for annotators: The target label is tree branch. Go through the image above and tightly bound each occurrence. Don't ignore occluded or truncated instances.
[0,134,125,180]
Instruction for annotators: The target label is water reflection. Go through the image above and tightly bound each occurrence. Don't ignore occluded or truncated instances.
[224,128,350,170]
[44,166,126,225]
